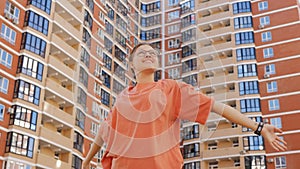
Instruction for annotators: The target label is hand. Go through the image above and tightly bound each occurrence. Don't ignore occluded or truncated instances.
[81,160,89,169]
[261,124,287,151]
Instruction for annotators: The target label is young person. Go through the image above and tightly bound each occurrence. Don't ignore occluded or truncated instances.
[82,43,287,169]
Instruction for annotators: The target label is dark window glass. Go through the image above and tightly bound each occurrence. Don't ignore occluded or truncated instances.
[234,16,252,29]
[9,105,38,131]
[240,98,261,113]
[14,80,41,105]
[72,155,82,169]
[28,0,52,14]
[239,81,259,95]
[73,131,84,152]
[5,132,35,158]
[17,55,44,81]
[101,89,110,106]
[21,33,46,57]
[233,1,251,14]
[236,48,256,61]
[235,32,254,45]
[237,64,257,77]
[24,11,49,35]
[75,109,85,130]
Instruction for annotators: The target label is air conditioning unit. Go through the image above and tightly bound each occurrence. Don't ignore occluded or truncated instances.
[264,74,270,78]
[12,18,19,24]
[7,108,14,114]
[267,158,274,163]
[258,24,265,29]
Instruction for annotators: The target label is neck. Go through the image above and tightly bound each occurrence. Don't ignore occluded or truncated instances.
[135,70,155,84]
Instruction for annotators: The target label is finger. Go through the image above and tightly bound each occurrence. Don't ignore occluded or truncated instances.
[272,141,287,151]
[274,127,283,133]
[271,141,279,151]
[276,137,287,145]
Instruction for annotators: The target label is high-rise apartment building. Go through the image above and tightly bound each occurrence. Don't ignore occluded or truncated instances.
[0,0,130,168]
[1,0,300,169]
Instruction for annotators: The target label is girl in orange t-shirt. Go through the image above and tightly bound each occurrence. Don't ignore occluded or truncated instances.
[82,43,287,169]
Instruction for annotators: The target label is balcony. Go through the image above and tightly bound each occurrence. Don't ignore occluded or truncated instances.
[43,102,74,126]
[48,55,75,79]
[201,146,241,159]
[53,13,81,40]
[201,127,241,141]
[198,11,231,25]
[199,41,234,56]
[55,0,83,21]
[198,26,233,40]
[39,126,72,150]
[36,153,71,169]
[210,91,238,101]
[45,78,74,102]
[51,34,78,60]
[200,73,237,86]
[199,57,234,70]
[198,0,230,9]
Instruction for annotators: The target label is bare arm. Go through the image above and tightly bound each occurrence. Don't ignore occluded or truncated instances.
[212,102,287,151]
[82,136,104,169]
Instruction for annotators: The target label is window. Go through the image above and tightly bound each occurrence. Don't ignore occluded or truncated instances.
[167,10,180,22]
[113,79,125,94]
[263,47,274,58]
[275,156,286,168]
[183,143,200,158]
[80,47,90,67]
[182,58,197,73]
[260,16,270,26]
[79,67,88,88]
[258,1,268,11]
[168,39,180,48]
[91,101,101,118]
[14,80,41,105]
[234,16,253,29]
[74,131,84,152]
[243,116,262,132]
[5,132,35,158]
[0,48,13,68]
[141,15,161,27]
[86,0,94,13]
[182,124,199,140]
[239,81,259,95]
[141,1,161,14]
[104,37,113,53]
[102,71,111,88]
[268,99,280,111]
[237,64,257,77]
[168,68,180,79]
[262,31,272,42]
[245,156,266,169]
[0,76,9,94]
[94,82,101,96]
[103,53,112,70]
[183,161,200,169]
[25,11,49,35]
[243,136,264,150]
[27,0,52,14]
[4,160,32,169]
[101,89,110,106]
[235,32,254,45]
[72,155,82,169]
[208,142,217,150]
[4,1,20,23]
[181,14,195,28]
[270,117,282,128]
[236,47,256,61]
[182,74,197,87]
[76,109,85,130]
[209,161,218,169]
[21,33,47,58]
[265,64,275,74]
[82,28,91,48]
[91,122,99,136]
[182,43,196,58]
[233,1,251,14]
[168,53,180,64]
[167,24,180,34]
[168,0,179,6]
[9,105,38,131]
[140,28,161,41]
[182,28,196,42]
[77,87,87,109]
[0,104,4,121]
[1,24,16,45]
[240,98,261,113]
[180,0,195,14]
[17,55,44,81]
[267,81,277,93]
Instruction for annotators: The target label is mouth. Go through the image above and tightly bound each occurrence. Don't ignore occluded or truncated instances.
[143,59,153,63]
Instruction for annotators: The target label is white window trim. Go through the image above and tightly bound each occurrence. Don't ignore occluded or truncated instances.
[1,24,16,44]
[0,104,4,121]
[265,64,276,74]
[267,81,277,93]
[0,76,9,94]
[268,99,280,111]
[263,47,274,58]
[258,1,268,11]
[0,48,13,68]
[262,31,272,42]
[260,16,270,26]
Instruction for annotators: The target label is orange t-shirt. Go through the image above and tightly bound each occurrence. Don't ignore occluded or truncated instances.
[95,79,213,169]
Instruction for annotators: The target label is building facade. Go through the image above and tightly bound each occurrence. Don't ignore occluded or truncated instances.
[0,0,300,169]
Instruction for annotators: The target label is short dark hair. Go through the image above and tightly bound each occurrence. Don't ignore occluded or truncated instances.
[129,43,152,62]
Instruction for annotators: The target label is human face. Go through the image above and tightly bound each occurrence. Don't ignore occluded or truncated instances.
[131,45,159,75]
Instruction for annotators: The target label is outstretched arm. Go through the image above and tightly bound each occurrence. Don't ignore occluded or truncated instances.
[212,101,287,151]
[82,136,104,169]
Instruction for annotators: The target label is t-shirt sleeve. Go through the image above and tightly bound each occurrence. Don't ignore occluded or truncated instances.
[94,108,115,146]
[173,81,214,125]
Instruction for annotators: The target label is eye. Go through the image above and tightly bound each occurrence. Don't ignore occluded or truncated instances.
[137,51,145,57]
